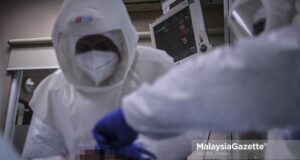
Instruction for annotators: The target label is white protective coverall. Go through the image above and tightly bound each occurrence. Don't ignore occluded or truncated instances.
[121,0,300,159]
[0,136,20,160]
[22,0,205,159]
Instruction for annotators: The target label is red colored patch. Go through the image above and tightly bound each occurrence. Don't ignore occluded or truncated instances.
[75,17,82,24]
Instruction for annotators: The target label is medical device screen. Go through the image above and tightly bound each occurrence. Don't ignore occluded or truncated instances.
[153,6,197,62]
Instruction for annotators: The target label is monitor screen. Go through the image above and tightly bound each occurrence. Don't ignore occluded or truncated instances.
[153,6,197,62]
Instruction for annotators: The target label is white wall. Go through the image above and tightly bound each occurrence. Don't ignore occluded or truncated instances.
[0,0,63,132]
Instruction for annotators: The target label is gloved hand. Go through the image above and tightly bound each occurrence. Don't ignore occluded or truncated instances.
[93,108,138,148]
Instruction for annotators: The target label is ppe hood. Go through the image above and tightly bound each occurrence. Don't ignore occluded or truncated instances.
[52,0,138,89]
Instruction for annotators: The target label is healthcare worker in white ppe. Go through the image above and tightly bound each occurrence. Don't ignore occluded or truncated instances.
[94,0,300,159]
[22,0,204,159]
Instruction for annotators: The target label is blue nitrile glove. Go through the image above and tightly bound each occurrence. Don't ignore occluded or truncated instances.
[283,128,300,140]
[93,108,138,148]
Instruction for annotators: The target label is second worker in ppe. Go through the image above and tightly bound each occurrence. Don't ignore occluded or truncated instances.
[22,0,205,159]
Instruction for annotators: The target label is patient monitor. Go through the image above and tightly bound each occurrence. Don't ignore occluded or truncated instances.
[150,0,211,62]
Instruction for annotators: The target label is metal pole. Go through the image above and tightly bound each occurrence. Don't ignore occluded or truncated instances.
[4,71,23,140]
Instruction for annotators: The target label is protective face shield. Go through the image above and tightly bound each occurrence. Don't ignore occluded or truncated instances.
[228,0,296,38]
[75,34,120,85]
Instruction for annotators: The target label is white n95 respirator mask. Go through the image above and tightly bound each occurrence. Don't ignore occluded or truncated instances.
[76,50,119,85]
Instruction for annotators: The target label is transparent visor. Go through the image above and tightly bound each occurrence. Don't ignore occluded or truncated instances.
[228,0,265,38]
